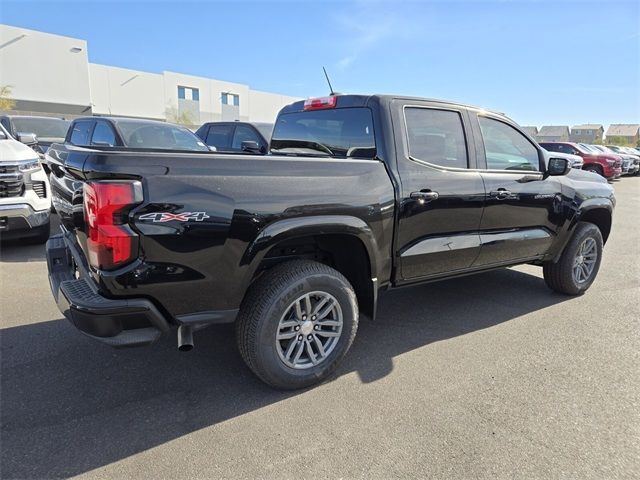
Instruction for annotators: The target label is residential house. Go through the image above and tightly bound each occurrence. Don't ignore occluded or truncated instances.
[521,126,538,140]
[570,124,604,144]
[537,126,570,142]
[605,124,640,145]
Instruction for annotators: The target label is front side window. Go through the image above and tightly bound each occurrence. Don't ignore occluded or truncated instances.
[69,121,93,146]
[405,108,468,169]
[232,125,261,150]
[271,107,376,158]
[479,117,540,171]
[91,122,116,146]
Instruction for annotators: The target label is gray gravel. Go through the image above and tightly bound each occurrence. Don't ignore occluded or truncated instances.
[1,178,638,479]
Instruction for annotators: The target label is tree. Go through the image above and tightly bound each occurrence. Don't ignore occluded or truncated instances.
[605,136,629,147]
[165,104,194,127]
[0,85,16,111]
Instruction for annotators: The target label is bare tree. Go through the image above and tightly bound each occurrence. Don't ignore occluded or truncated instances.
[0,85,16,111]
[165,104,194,127]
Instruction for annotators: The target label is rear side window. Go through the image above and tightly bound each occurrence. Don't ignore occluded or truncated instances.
[91,122,117,146]
[271,107,376,158]
[206,125,234,150]
[69,121,93,146]
[478,117,540,171]
[405,108,468,169]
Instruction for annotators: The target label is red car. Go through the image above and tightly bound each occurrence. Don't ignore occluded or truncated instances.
[540,142,622,179]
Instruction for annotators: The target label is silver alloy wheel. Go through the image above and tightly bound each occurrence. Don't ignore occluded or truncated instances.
[572,237,597,284]
[276,291,343,369]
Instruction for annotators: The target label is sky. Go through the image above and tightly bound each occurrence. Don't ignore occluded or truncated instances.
[1,0,638,127]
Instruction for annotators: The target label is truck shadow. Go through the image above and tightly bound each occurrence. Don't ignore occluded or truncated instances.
[0,215,61,263]
[0,268,573,478]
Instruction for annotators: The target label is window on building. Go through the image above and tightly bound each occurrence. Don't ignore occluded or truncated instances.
[221,93,239,106]
[178,86,199,101]
[404,108,468,169]
[479,117,540,171]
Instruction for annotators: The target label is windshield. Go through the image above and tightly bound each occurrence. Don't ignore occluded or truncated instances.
[11,117,70,138]
[271,107,376,158]
[116,121,209,152]
[579,143,600,153]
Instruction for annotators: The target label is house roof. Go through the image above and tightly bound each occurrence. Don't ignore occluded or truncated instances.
[606,124,640,136]
[538,125,570,136]
[572,124,603,131]
[521,126,538,136]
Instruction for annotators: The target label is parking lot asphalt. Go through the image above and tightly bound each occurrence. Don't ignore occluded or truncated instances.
[1,178,638,479]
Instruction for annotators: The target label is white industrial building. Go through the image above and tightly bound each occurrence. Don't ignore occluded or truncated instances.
[0,24,299,124]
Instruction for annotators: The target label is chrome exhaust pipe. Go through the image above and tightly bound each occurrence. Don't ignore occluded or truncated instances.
[177,325,194,352]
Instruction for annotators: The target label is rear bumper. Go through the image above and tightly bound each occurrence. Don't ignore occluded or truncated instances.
[46,233,171,347]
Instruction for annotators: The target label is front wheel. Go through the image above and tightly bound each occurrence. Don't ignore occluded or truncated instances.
[543,222,603,295]
[236,260,358,390]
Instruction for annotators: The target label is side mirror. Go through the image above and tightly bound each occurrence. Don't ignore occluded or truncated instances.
[241,140,262,154]
[547,157,571,176]
[17,132,38,145]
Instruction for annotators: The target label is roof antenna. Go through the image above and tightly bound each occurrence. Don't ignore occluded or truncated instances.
[323,66,335,95]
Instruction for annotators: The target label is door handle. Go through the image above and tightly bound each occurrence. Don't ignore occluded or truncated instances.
[410,190,439,204]
[490,188,512,200]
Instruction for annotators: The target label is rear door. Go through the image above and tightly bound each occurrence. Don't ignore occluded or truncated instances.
[470,113,562,266]
[392,100,486,281]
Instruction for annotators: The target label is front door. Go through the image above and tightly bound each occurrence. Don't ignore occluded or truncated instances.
[471,114,562,266]
[392,101,486,282]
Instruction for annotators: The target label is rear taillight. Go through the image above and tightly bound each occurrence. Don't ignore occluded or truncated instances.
[83,181,143,271]
[303,96,337,111]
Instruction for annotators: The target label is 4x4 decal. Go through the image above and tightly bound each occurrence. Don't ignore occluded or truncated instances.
[139,212,210,223]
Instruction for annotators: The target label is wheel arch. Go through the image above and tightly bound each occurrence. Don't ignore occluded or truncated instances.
[240,215,381,319]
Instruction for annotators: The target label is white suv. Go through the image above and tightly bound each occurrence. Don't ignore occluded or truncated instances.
[0,123,51,243]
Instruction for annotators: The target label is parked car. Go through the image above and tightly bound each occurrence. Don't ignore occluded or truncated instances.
[0,115,70,171]
[539,142,622,179]
[0,123,51,243]
[63,116,210,150]
[195,121,273,154]
[45,94,615,389]
[540,149,583,169]
[590,145,638,176]
[605,145,640,175]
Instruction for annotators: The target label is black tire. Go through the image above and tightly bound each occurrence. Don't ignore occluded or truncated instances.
[583,164,604,177]
[543,222,603,295]
[236,260,358,390]
[29,221,50,244]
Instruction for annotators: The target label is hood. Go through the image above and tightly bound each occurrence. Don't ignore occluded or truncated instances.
[566,167,609,184]
[0,138,41,162]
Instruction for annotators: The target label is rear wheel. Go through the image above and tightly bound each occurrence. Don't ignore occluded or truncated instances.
[543,222,603,295]
[236,260,358,390]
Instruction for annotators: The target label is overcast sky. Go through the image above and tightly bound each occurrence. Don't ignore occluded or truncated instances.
[2,0,639,126]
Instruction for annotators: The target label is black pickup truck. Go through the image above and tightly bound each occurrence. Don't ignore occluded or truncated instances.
[45,94,615,389]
